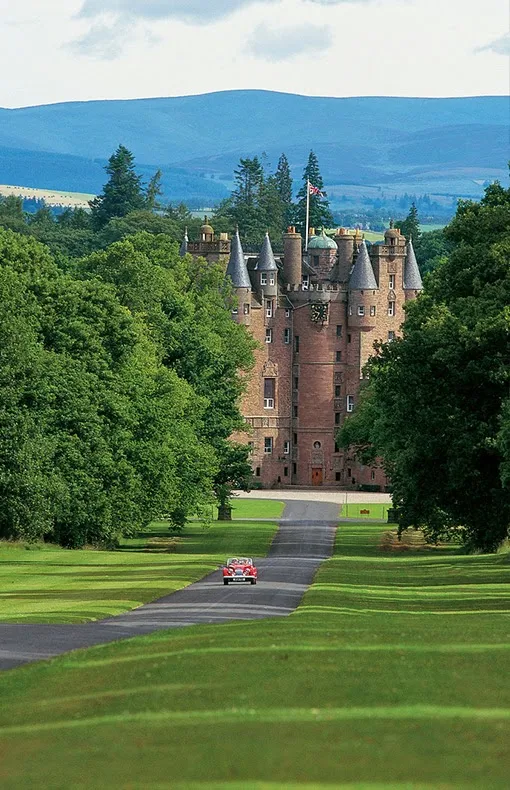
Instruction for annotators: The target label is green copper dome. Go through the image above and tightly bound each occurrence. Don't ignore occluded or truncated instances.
[308,230,338,250]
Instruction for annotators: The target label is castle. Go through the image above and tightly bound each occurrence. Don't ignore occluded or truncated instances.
[182,220,423,489]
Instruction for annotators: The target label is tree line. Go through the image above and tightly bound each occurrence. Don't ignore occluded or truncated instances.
[340,179,510,552]
[0,146,255,547]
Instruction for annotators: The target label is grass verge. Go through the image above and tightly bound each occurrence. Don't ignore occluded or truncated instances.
[0,499,284,624]
[0,520,509,786]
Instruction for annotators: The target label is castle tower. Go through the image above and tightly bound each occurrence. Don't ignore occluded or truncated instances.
[283,226,302,288]
[307,230,338,281]
[403,239,424,301]
[225,230,252,326]
[200,217,214,243]
[332,228,355,282]
[254,233,278,301]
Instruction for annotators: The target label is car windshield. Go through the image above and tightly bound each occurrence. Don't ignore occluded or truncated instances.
[227,558,253,565]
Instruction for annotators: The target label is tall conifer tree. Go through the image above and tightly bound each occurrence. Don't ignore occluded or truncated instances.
[89,145,146,230]
[275,153,293,227]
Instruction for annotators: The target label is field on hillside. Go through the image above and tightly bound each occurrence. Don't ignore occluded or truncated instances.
[0,499,284,624]
[1,517,508,788]
[0,184,94,207]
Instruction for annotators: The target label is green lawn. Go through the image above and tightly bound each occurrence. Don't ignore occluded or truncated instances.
[0,520,509,787]
[341,502,391,520]
[0,499,284,624]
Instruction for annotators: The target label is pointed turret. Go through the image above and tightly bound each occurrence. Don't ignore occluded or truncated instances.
[225,230,251,288]
[403,240,423,291]
[349,241,378,290]
[256,233,278,272]
[179,227,188,257]
[255,232,278,298]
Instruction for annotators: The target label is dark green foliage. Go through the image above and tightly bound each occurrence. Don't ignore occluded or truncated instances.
[275,153,293,227]
[340,180,510,551]
[396,202,421,244]
[414,228,452,276]
[295,150,333,234]
[0,223,253,547]
[89,145,147,230]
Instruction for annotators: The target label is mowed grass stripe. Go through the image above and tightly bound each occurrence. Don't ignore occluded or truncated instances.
[61,642,510,669]
[1,705,510,735]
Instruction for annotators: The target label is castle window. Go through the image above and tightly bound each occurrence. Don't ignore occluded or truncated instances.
[285,308,291,318]
[336,325,342,337]
[347,395,355,413]
[335,412,341,425]
[256,467,261,477]
[293,405,298,418]
[388,301,395,317]
[370,306,376,317]
[336,351,342,363]
[358,306,365,316]
[294,335,300,353]
[284,466,289,477]
[302,275,309,290]
[389,274,396,289]
[335,385,341,397]
[264,378,275,409]
[293,433,298,445]
[349,305,353,316]
[347,334,351,343]
[388,331,395,341]
[294,377,299,390]
[261,273,267,286]
[283,441,290,455]
[264,437,273,454]
[243,303,250,315]
[269,274,275,286]
[334,440,340,453]
[265,328,272,344]
[347,468,352,477]
[335,472,341,482]
[371,470,376,481]
[284,328,290,344]
[232,308,238,315]
[293,462,297,475]
[266,300,273,317]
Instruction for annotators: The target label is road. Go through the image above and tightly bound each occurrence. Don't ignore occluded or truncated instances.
[0,500,339,671]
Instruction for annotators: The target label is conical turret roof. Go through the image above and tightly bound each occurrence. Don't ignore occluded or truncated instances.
[255,233,278,271]
[349,241,378,290]
[225,230,251,288]
[179,228,188,257]
[403,240,423,290]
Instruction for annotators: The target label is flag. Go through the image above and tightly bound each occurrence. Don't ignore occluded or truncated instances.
[308,182,324,197]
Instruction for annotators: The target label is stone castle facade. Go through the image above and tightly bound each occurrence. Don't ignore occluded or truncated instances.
[183,220,423,489]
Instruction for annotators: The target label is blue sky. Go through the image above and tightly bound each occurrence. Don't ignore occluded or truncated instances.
[1,0,508,106]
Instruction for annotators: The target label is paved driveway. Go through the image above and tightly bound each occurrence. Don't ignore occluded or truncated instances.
[0,500,338,671]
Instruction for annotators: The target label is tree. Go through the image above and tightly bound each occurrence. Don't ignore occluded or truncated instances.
[339,180,510,552]
[145,169,163,210]
[295,150,333,234]
[89,145,146,230]
[275,153,293,227]
[396,202,421,244]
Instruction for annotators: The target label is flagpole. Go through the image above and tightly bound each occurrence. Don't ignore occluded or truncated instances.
[305,178,310,252]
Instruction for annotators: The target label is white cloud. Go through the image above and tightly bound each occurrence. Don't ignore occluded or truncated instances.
[476,32,510,56]
[78,0,279,24]
[248,22,333,61]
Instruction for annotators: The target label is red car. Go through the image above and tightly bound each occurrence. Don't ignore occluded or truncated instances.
[223,557,258,585]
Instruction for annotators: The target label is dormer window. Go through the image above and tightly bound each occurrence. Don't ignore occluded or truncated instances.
[261,273,267,286]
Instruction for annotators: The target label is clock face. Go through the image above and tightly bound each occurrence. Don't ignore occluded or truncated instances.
[310,303,329,323]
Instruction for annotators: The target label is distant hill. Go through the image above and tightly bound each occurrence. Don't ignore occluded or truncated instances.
[0,91,507,206]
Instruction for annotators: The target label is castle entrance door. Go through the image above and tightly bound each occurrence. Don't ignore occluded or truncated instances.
[311,467,323,486]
